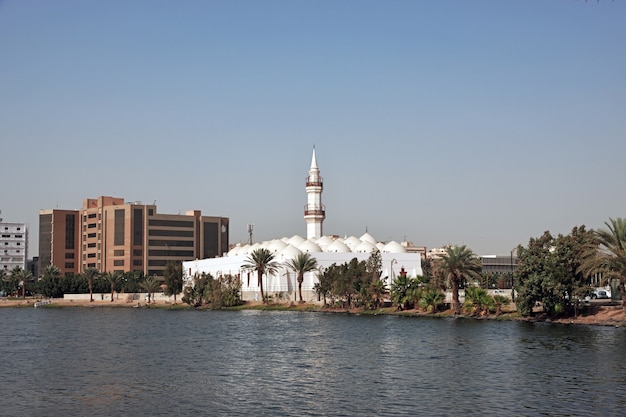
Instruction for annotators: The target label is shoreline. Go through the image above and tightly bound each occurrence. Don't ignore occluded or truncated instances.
[2,297,625,327]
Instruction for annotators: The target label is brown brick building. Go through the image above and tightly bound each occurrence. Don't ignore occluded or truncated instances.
[39,196,228,279]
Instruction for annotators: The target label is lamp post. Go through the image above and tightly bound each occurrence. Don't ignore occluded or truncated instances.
[510,247,517,301]
[390,258,397,287]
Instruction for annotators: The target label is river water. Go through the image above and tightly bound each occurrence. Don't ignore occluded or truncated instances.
[1,308,625,416]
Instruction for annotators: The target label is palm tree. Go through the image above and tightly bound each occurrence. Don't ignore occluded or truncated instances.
[41,265,61,281]
[419,289,444,313]
[15,268,33,299]
[492,294,509,317]
[463,287,493,317]
[242,248,279,304]
[285,252,318,303]
[83,268,100,302]
[579,217,626,307]
[140,277,161,304]
[104,272,121,302]
[40,265,62,298]
[7,266,22,297]
[436,245,482,315]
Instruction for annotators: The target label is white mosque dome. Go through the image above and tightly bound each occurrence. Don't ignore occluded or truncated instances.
[316,235,335,249]
[267,239,288,253]
[325,239,351,253]
[298,240,322,253]
[359,232,377,245]
[227,244,242,257]
[376,242,386,251]
[237,244,252,255]
[279,244,302,260]
[355,240,377,253]
[280,237,290,244]
[344,236,362,251]
[383,241,407,254]
[288,234,306,247]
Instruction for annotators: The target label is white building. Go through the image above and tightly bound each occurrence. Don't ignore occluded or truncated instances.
[183,149,422,303]
[1,222,28,272]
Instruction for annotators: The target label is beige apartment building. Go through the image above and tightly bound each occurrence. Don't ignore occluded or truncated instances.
[39,196,228,279]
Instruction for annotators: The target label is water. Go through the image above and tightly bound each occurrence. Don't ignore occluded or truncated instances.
[2,308,626,417]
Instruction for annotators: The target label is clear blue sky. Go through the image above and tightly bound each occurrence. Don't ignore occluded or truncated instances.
[1,0,624,256]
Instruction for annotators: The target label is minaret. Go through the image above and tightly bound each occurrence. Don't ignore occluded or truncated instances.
[304,147,325,239]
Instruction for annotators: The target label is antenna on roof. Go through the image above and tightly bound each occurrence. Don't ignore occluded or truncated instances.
[0,210,3,222]
[247,224,254,245]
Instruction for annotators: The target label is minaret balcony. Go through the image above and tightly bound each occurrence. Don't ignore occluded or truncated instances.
[304,204,326,216]
[305,176,323,187]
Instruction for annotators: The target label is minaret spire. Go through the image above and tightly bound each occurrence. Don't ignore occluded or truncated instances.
[304,147,325,239]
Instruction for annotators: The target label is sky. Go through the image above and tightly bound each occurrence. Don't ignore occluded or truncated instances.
[1,0,625,257]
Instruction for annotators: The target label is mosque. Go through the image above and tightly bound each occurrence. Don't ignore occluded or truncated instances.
[182,148,423,303]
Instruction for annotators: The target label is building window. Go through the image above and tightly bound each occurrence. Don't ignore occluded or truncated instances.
[114,209,125,245]
[114,249,124,256]
[133,249,142,256]
[88,223,97,229]
[88,213,97,219]
[65,262,74,269]
[65,214,75,249]
[88,233,96,238]
[87,253,96,258]
[133,209,143,246]
[65,253,75,259]
[113,260,124,267]
[87,263,96,268]
[133,260,142,266]
[88,243,96,248]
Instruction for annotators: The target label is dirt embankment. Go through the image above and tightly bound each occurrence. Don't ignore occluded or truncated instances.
[3,297,626,327]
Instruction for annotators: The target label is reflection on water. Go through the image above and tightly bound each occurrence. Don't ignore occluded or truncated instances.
[1,308,626,416]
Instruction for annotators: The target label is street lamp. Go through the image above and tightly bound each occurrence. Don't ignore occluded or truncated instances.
[510,247,517,301]
[390,258,397,287]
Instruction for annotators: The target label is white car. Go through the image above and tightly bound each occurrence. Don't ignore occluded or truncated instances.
[592,289,610,299]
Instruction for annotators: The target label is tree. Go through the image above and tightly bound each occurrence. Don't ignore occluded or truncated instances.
[103,272,121,302]
[39,265,63,298]
[285,252,318,303]
[242,248,279,304]
[13,267,33,298]
[313,269,333,306]
[436,245,482,315]
[0,268,7,296]
[516,227,594,317]
[419,289,444,313]
[580,218,626,308]
[391,274,413,310]
[83,268,100,302]
[492,294,509,317]
[463,287,493,317]
[163,262,183,303]
[365,250,386,309]
[140,277,161,304]
[7,267,22,297]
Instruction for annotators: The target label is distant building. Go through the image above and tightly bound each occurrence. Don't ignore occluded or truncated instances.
[0,222,28,273]
[39,196,228,280]
[481,255,518,276]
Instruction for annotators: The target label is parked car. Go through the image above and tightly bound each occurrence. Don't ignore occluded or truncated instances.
[592,289,609,299]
